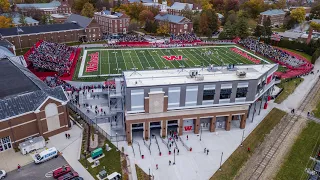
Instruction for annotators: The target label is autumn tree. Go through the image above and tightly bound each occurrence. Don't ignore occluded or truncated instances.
[81,2,95,18]
[310,3,320,19]
[241,0,264,19]
[119,2,146,21]
[0,0,10,13]
[201,0,212,11]
[145,20,158,33]
[139,9,154,23]
[199,12,210,36]
[211,0,224,12]
[181,4,193,20]
[290,7,306,24]
[0,16,13,28]
[19,14,27,26]
[128,19,140,32]
[225,0,239,12]
[73,0,89,13]
[157,21,169,35]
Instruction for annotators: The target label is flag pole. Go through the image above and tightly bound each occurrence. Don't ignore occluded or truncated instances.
[17,27,23,52]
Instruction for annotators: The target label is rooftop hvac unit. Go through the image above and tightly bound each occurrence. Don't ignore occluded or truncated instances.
[236,70,246,78]
[189,70,198,78]
[195,75,204,81]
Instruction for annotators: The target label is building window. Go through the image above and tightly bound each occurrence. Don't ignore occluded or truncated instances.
[220,88,232,99]
[236,87,247,98]
[131,89,144,111]
[186,86,198,106]
[168,87,180,108]
[0,136,12,152]
[203,89,215,100]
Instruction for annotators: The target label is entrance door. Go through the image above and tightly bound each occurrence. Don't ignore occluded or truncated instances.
[216,117,226,129]
[0,136,12,152]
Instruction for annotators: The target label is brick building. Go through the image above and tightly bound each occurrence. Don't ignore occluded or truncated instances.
[94,9,130,35]
[0,15,102,49]
[0,58,69,150]
[16,0,72,16]
[123,64,278,143]
[168,2,201,16]
[155,13,193,34]
[259,9,286,27]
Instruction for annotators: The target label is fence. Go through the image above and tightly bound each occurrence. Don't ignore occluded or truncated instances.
[143,139,151,155]
[68,102,126,142]
[161,137,169,150]
[133,140,142,156]
[154,136,161,154]
[178,136,191,151]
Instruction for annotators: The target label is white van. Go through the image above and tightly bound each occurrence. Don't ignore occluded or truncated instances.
[33,147,58,164]
[107,172,121,180]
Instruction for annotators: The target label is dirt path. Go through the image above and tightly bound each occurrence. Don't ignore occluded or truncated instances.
[235,80,320,180]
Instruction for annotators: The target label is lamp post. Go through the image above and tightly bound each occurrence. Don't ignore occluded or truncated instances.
[240,129,245,147]
[200,123,203,141]
[219,152,223,171]
[149,168,151,180]
[116,132,119,151]
[173,148,176,165]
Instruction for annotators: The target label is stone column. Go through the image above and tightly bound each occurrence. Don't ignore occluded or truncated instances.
[194,117,200,134]
[161,120,167,138]
[225,115,232,131]
[126,123,132,143]
[240,113,247,129]
[178,118,183,136]
[144,122,150,140]
[210,116,216,132]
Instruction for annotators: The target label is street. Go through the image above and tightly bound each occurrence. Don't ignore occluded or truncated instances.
[5,156,68,180]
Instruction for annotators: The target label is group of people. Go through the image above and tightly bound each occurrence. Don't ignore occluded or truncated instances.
[118,34,147,42]
[27,41,76,75]
[239,38,310,69]
[170,33,200,43]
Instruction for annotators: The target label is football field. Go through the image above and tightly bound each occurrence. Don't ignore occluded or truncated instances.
[78,45,271,78]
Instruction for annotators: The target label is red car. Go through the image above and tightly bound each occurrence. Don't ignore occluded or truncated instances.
[57,171,79,180]
[53,166,71,179]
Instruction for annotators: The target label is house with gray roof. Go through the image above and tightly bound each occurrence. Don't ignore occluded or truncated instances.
[259,9,286,26]
[155,13,193,34]
[16,0,71,16]
[1,13,39,27]
[0,58,69,150]
[168,2,201,16]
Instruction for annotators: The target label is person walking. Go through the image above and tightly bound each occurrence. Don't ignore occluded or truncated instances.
[207,149,209,155]
[17,164,21,171]
[65,133,67,139]
[187,135,188,140]
[156,164,158,170]
[169,160,171,166]
[248,147,251,153]
[177,149,179,155]
[204,148,206,153]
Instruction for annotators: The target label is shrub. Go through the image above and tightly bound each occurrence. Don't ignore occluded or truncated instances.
[312,47,320,64]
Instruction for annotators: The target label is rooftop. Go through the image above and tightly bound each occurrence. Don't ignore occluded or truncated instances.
[0,23,82,37]
[16,0,61,9]
[123,64,277,88]
[1,13,39,26]
[155,14,189,24]
[169,2,193,10]
[65,14,92,28]
[95,10,124,18]
[260,9,285,16]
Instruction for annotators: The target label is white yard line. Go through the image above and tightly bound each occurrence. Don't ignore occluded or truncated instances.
[146,50,161,69]
[113,50,120,73]
[234,46,270,64]
[152,50,167,68]
[133,50,146,70]
[107,50,110,74]
[99,50,101,75]
[78,48,87,78]
[121,49,128,70]
[172,48,194,67]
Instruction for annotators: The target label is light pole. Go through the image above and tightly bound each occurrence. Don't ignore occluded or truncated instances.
[149,168,151,180]
[200,123,203,141]
[219,152,223,171]
[240,129,245,147]
[173,148,176,165]
[116,132,118,151]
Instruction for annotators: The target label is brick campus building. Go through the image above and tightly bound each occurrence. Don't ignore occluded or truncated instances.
[94,9,130,35]
[0,58,69,151]
[123,64,278,143]
[0,14,102,49]
[259,9,286,27]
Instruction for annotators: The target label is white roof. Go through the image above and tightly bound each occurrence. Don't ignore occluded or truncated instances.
[124,64,277,87]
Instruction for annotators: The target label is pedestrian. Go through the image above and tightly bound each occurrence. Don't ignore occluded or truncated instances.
[308,112,310,116]
[178,149,179,155]
[68,134,70,139]
[156,164,158,170]
[65,133,67,139]
[187,135,188,140]
[204,148,206,153]
[17,164,21,171]
[292,109,295,114]
[248,147,251,153]
[169,160,171,166]
[207,149,209,155]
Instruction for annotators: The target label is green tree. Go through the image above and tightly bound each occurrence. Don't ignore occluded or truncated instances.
[199,12,211,36]
[206,9,219,33]
[253,25,264,37]
[219,20,236,39]
[0,15,12,28]
[192,13,200,34]
[157,21,169,35]
[236,17,249,38]
[145,20,158,33]
[40,14,51,24]
[312,48,320,64]
[0,0,10,13]
[290,7,306,24]
[241,0,264,19]
[81,2,95,18]
[72,0,88,13]
[19,14,27,26]
[310,3,320,19]
[181,4,193,20]
[263,16,272,37]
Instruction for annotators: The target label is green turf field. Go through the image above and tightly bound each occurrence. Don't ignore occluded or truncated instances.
[78,45,271,78]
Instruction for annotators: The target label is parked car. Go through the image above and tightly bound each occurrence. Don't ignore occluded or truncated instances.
[53,166,71,179]
[0,170,6,179]
[33,147,58,164]
[71,177,84,180]
[57,171,79,180]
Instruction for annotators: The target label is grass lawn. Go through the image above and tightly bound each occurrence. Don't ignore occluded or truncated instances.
[16,48,30,56]
[274,121,320,180]
[79,139,121,180]
[277,65,288,72]
[279,47,312,62]
[135,164,150,180]
[312,100,320,118]
[210,108,287,180]
[272,27,286,32]
[275,78,304,104]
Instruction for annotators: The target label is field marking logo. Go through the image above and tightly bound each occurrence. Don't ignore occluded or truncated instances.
[184,126,192,131]
[162,55,183,61]
[85,52,99,72]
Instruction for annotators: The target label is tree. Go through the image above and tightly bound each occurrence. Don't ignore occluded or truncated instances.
[94,0,110,11]
[310,3,320,19]
[192,13,201,34]
[0,0,10,13]
[40,14,53,24]
[157,21,169,35]
[205,9,219,32]
[275,0,286,9]
[212,0,224,12]
[201,0,212,11]
[0,16,12,28]
[225,0,239,12]
[81,2,95,18]
[199,12,210,36]
[128,20,140,32]
[312,48,320,64]
[290,7,306,24]
[236,17,249,38]
[219,20,235,39]
[149,6,159,17]
[145,20,158,33]
[139,9,154,23]
[263,16,272,37]
[119,2,146,21]
[310,21,320,31]
[19,14,27,26]
[241,0,264,19]
[253,25,264,37]
[181,4,193,20]
[73,0,89,13]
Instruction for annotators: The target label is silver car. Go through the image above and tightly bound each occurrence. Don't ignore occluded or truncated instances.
[0,170,6,179]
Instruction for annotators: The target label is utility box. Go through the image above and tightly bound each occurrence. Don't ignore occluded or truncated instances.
[91,147,103,159]
[19,136,45,155]
[99,170,107,179]
[106,144,110,151]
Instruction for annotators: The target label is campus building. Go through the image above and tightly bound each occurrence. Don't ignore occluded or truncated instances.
[155,13,193,34]
[16,0,72,16]
[123,64,278,143]
[94,9,130,35]
[259,9,286,27]
[167,2,201,16]
[0,58,69,151]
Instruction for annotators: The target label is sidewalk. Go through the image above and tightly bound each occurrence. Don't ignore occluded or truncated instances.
[47,124,94,180]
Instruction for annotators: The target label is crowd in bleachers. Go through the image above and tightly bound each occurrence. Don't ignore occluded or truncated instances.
[118,34,147,42]
[27,41,76,75]
[239,38,308,68]
[170,33,200,43]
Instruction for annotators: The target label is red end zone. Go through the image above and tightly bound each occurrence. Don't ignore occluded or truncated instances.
[85,52,99,72]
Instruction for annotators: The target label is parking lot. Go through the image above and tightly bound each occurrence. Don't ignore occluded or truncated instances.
[5,156,68,180]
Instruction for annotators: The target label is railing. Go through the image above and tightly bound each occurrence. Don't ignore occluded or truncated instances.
[154,136,161,154]
[131,145,135,157]
[178,136,190,151]
[143,139,151,155]
[133,140,142,156]
[173,138,179,151]
[68,102,126,142]
[161,137,170,150]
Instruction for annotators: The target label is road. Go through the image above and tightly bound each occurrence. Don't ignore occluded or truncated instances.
[5,156,68,180]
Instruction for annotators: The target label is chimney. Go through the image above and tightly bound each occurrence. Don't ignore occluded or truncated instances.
[102,7,106,11]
